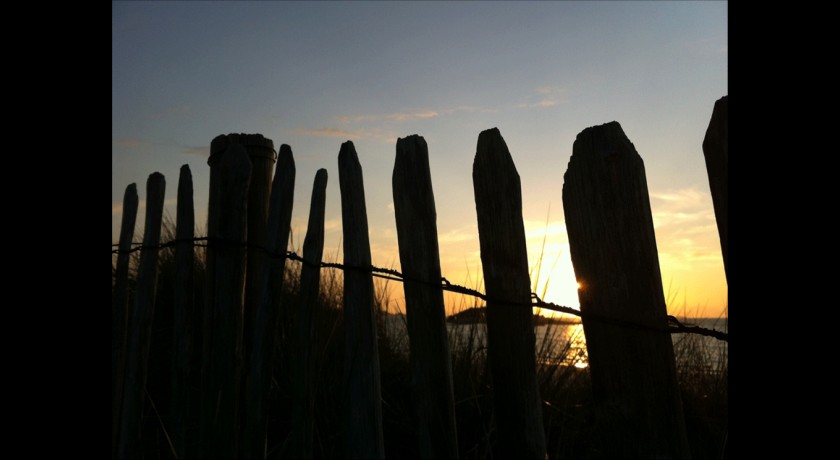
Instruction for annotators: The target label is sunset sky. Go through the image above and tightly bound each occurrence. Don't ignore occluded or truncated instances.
[112,2,727,318]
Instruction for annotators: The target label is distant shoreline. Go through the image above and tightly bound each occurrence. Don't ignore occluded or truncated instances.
[445,307,582,325]
[443,307,726,327]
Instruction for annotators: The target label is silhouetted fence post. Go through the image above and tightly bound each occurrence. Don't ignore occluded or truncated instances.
[289,168,328,460]
[117,172,166,459]
[339,141,385,459]
[393,135,459,460]
[703,96,728,283]
[200,143,252,459]
[112,182,138,457]
[472,127,547,459]
[172,165,195,460]
[242,144,296,460]
[238,135,276,370]
[210,134,276,429]
[267,144,297,357]
[562,121,690,459]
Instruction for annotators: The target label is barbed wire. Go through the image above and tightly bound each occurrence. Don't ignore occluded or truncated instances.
[113,237,728,342]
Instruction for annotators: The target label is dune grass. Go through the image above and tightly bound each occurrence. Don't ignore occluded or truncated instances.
[113,222,727,459]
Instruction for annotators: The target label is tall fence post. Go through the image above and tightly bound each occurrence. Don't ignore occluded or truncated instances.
[112,182,138,458]
[268,144,298,361]
[117,172,166,459]
[210,133,276,430]
[199,143,252,459]
[289,168,328,459]
[392,134,459,459]
[703,96,728,284]
[562,121,691,459]
[172,165,195,460]
[472,127,547,459]
[242,144,296,460]
[339,141,385,459]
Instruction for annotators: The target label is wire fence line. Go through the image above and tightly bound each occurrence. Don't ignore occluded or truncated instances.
[112,236,728,342]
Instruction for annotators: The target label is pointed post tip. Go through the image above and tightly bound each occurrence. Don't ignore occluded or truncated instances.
[475,127,513,168]
[338,140,359,165]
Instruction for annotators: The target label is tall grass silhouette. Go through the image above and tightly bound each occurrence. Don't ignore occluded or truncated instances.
[113,218,727,459]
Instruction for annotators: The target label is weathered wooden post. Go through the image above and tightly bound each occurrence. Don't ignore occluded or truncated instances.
[210,133,276,379]
[339,141,385,459]
[116,173,166,459]
[267,144,297,357]
[199,143,252,459]
[703,96,728,284]
[112,182,138,457]
[562,121,691,459]
[392,134,459,459]
[242,144,296,460]
[172,165,195,460]
[289,168,328,460]
[472,127,547,459]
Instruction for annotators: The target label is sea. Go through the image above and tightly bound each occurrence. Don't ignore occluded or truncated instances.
[381,316,728,373]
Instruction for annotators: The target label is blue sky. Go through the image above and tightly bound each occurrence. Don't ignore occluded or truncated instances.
[112,1,727,317]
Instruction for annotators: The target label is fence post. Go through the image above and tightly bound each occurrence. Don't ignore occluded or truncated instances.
[210,133,276,404]
[703,96,728,283]
[339,141,385,459]
[267,144,297,359]
[392,134,459,459]
[112,182,138,457]
[199,143,252,459]
[289,168,328,459]
[242,144,296,460]
[472,127,547,459]
[172,165,195,460]
[562,121,691,459]
[116,172,166,459]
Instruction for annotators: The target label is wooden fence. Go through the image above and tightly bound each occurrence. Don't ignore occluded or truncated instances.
[112,96,727,459]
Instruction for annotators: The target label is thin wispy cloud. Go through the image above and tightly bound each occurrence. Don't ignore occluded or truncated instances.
[385,110,439,122]
[440,105,499,115]
[302,104,503,141]
[650,188,715,229]
[438,228,477,244]
[113,138,146,149]
[336,114,379,124]
[293,127,398,143]
[658,242,723,270]
[650,188,707,205]
[336,109,440,125]
[301,99,526,143]
[180,146,209,157]
[297,128,358,138]
[518,85,566,109]
[648,187,723,270]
